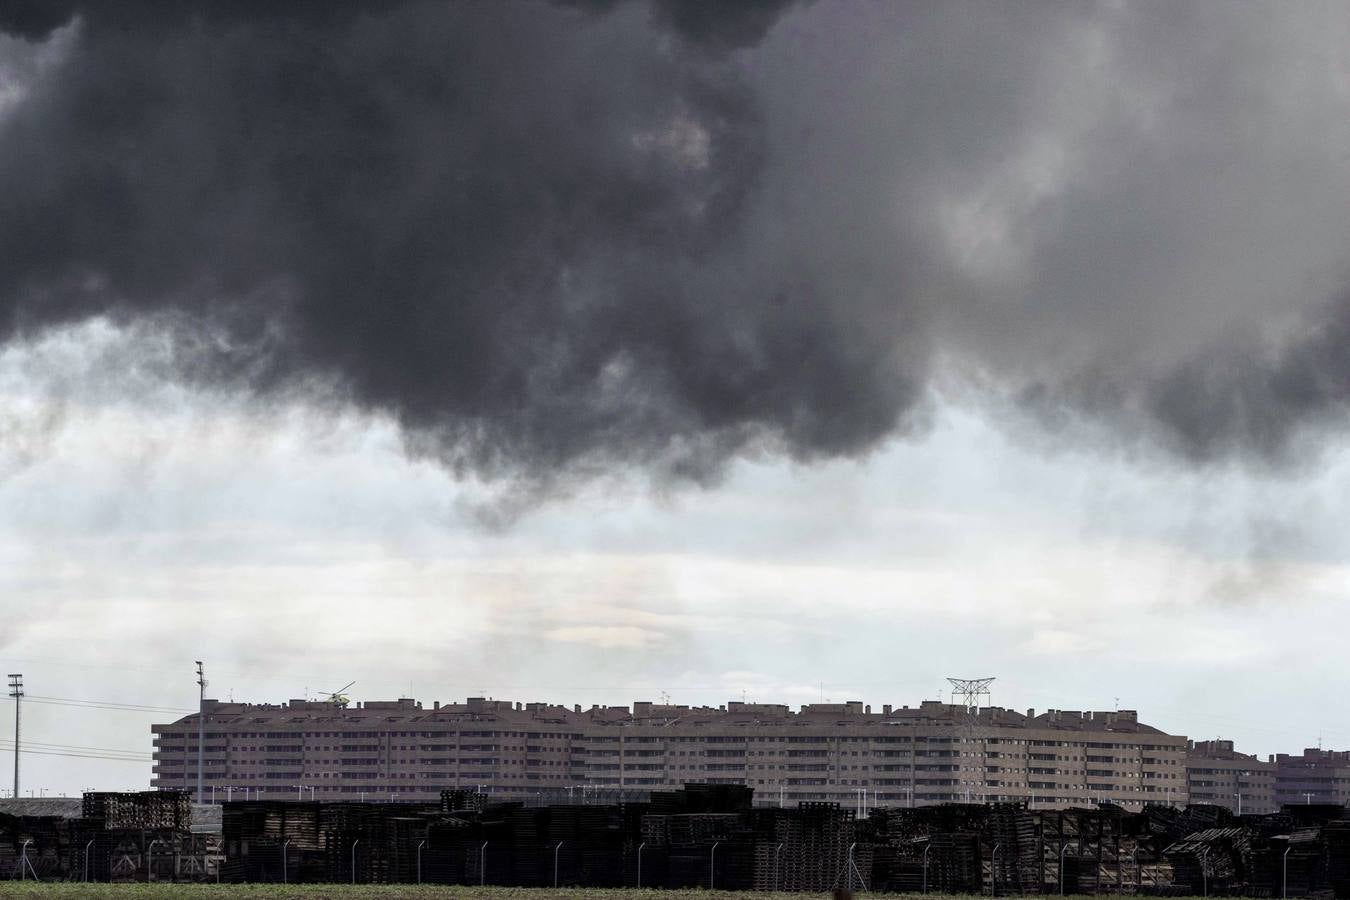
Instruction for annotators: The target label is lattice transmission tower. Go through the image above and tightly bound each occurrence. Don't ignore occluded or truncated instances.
[946,676,995,713]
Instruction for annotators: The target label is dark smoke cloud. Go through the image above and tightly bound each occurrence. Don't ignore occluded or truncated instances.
[1,1,1349,499]
[3,0,894,495]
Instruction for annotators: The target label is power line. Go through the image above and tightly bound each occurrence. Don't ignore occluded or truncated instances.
[0,743,148,761]
[12,696,193,714]
[0,745,149,763]
[0,738,151,756]
[27,694,192,711]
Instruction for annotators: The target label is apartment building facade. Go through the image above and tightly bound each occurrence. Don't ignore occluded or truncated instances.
[151,696,1188,809]
[1184,739,1276,814]
[1273,749,1350,806]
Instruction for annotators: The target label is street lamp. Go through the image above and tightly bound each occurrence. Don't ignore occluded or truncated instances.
[1060,841,1077,896]
[147,839,164,883]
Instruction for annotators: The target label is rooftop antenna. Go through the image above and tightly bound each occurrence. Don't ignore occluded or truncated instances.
[659,690,670,705]
[946,677,995,714]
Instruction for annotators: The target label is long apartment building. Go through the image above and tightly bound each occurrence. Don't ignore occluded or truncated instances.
[1273,749,1350,806]
[151,696,1188,808]
[1185,739,1276,814]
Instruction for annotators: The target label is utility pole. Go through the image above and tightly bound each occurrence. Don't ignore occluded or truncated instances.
[196,661,206,805]
[7,674,21,799]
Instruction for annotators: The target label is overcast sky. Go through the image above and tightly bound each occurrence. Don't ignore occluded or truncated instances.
[3,1,1350,796]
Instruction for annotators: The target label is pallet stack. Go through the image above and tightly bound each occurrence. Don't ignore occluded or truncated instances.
[220,800,326,882]
[766,801,855,891]
[83,791,192,832]
[203,789,1350,894]
[1164,825,1252,894]
[983,802,1038,893]
[80,790,201,882]
[1249,828,1327,898]
[1323,819,1350,896]
[440,789,488,814]
[0,812,70,879]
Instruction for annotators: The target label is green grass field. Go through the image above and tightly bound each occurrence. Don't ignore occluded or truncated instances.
[0,889,1216,899]
[0,886,860,899]
[0,887,1191,900]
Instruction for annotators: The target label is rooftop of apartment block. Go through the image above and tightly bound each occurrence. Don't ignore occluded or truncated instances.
[158,696,1172,736]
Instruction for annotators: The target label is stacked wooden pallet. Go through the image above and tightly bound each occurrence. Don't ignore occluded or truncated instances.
[204,788,1350,894]
[983,802,1038,893]
[439,789,487,813]
[1249,828,1328,898]
[83,791,191,832]
[766,801,855,891]
[0,812,69,879]
[1164,825,1252,894]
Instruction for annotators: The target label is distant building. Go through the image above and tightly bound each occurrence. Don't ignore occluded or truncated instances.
[1184,739,1275,814]
[1273,748,1350,806]
[151,696,1188,808]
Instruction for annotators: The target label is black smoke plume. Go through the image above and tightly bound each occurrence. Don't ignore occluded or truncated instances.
[3,1,1350,499]
[2,0,886,496]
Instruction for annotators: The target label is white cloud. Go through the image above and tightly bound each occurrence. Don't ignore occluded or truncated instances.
[5,325,1350,791]
[546,626,666,650]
